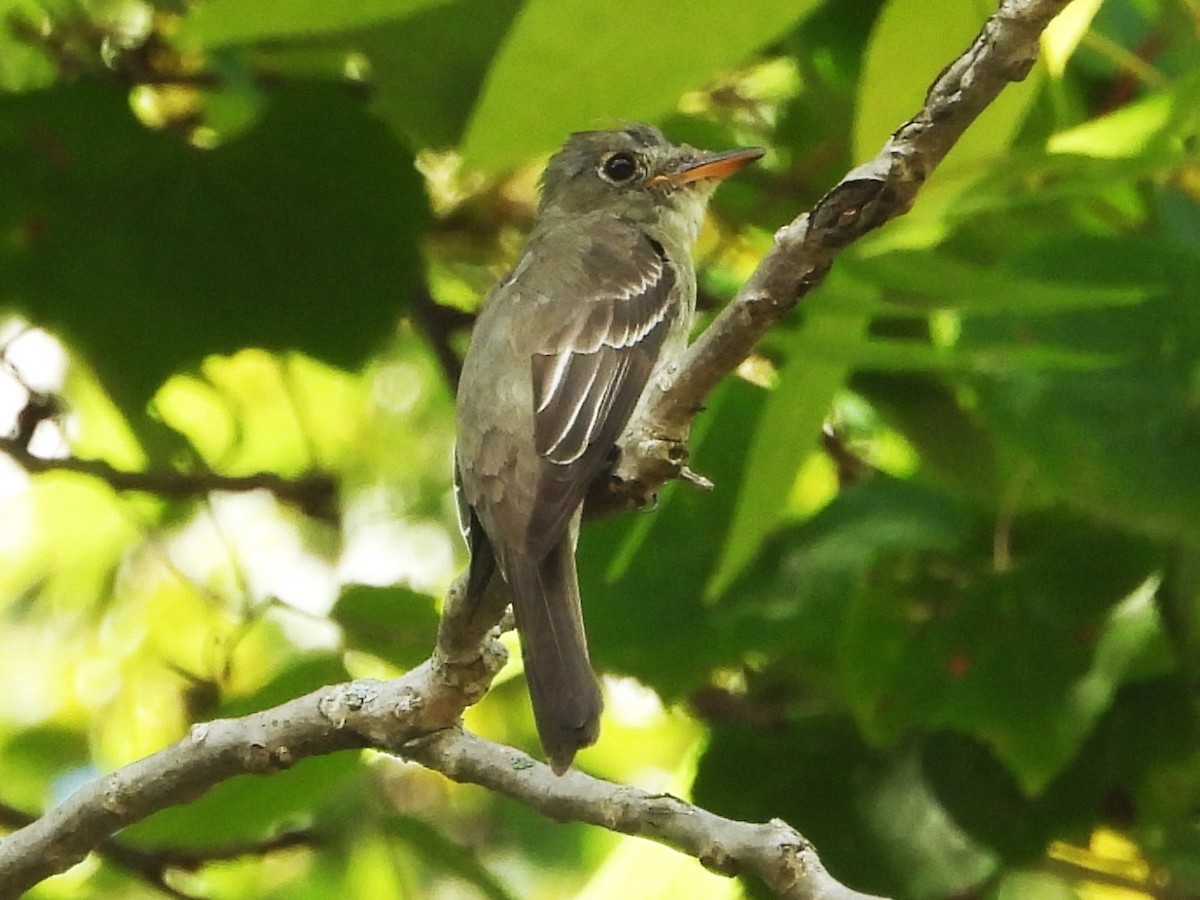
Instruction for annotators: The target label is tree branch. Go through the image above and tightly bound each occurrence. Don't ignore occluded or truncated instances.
[607,0,1071,505]
[0,1,1072,897]
[0,644,506,899]
[404,728,886,900]
[0,800,312,898]
[0,437,338,520]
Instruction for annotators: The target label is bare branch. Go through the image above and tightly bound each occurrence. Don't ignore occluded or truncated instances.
[405,728,886,900]
[0,645,506,899]
[0,437,338,520]
[408,285,474,390]
[0,642,878,900]
[3,800,313,899]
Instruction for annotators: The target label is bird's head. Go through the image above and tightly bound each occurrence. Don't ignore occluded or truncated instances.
[536,124,763,240]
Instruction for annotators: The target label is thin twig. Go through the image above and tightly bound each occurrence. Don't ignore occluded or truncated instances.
[408,287,475,390]
[0,801,314,899]
[0,437,338,520]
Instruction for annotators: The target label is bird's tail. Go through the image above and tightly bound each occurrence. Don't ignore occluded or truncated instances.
[506,539,603,774]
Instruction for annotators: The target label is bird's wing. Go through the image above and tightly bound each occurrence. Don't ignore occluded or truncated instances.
[525,230,678,556]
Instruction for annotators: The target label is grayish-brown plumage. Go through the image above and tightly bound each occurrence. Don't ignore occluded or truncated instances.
[455,124,762,773]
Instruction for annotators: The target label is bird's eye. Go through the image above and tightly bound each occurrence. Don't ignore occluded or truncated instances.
[600,152,638,183]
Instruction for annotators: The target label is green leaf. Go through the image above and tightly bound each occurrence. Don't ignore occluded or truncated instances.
[0,0,58,92]
[579,378,767,696]
[855,0,990,162]
[717,476,972,677]
[0,82,428,413]
[332,584,440,670]
[1047,90,1174,158]
[710,295,867,595]
[360,0,523,148]
[220,654,350,718]
[924,676,1198,863]
[386,815,518,900]
[965,236,1200,541]
[854,0,1040,247]
[840,521,1163,794]
[852,372,1001,500]
[123,752,360,847]
[0,726,90,811]
[125,655,357,848]
[790,332,1119,373]
[177,0,456,46]
[460,0,822,172]
[694,718,997,898]
[846,250,1154,316]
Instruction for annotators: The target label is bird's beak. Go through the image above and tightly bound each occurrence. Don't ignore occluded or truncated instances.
[651,146,765,187]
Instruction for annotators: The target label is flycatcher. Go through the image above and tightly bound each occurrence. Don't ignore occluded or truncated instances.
[455,124,762,773]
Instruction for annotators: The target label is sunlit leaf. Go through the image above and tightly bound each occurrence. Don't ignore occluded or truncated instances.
[177,0,456,46]
[847,250,1153,315]
[1040,0,1103,78]
[460,0,822,172]
[710,298,867,596]
[0,0,57,93]
[1048,91,1174,158]
[361,0,523,148]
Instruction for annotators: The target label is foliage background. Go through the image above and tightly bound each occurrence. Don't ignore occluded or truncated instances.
[1,0,1198,897]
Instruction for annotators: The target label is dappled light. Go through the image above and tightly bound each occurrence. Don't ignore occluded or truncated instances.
[1,0,1198,897]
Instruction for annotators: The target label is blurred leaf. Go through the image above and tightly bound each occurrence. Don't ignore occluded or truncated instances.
[857,0,1041,174]
[1048,87,1174,158]
[579,822,738,900]
[178,0,456,46]
[855,0,989,162]
[791,331,1119,373]
[361,0,523,148]
[460,0,822,172]
[580,378,767,696]
[122,749,358,848]
[716,476,972,677]
[332,584,440,670]
[1040,0,1102,78]
[711,277,868,596]
[220,654,350,717]
[855,0,1040,248]
[925,675,1198,864]
[841,521,1162,794]
[123,655,356,847]
[0,0,58,92]
[846,249,1154,315]
[386,815,518,900]
[694,718,996,898]
[965,236,1200,542]
[0,81,427,413]
[0,726,90,810]
[852,372,1001,500]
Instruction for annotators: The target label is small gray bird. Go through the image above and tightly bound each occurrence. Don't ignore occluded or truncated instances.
[455,124,762,773]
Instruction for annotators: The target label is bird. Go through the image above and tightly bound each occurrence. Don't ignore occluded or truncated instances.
[454,123,763,774]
